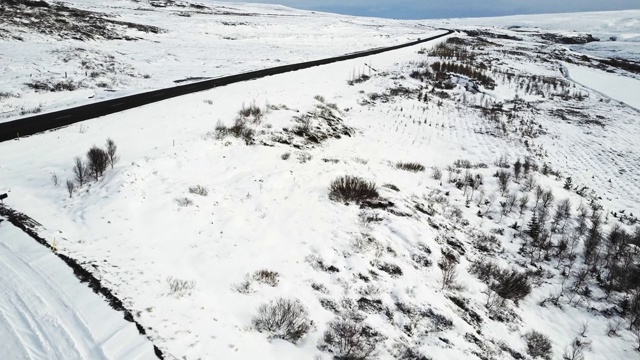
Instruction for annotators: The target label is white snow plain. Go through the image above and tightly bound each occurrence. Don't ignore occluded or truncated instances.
[0,219,157,360]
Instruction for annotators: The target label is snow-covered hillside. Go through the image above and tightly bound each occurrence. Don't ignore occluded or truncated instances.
[2,2,640,360]
[0,0,433,120]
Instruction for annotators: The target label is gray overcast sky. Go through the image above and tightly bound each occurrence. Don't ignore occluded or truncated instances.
[228,0,640,19]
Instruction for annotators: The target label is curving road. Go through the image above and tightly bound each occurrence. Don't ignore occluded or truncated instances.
[0,30,453,142]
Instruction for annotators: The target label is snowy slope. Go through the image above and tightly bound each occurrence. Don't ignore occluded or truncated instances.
[2,4,640,360]
[0,219,157,360]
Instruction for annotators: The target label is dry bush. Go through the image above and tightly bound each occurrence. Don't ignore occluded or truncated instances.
[524,330,552,360]
[238,101,264,124]
[318,317,385,359]
[214,118,255,144]
[252,298,313,343]
[431,167,443,180]
[51,172,59,186]
[329,176,379,204]
[470,260,531,305]
[65,179,74,198]
[175,197,194,207]
[396,162,426,172]
[253,269,279,287]
[439,254,460,291]
[166,276,195,297]
[188,185,208,196]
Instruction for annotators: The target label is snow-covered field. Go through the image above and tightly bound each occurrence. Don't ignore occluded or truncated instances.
[0,219,157,360]
[2,2,640,360]
[0,0,434,121]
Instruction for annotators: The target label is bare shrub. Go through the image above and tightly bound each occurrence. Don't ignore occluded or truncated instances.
[432,167,443,180]
[215,118,255,144]
[281,152,291,160]
[439,254,459,291]
[292,114,313,135]
[86,146,109,180]
[396,162,426,172]
[495,155,510,169]
[188,185,208,196]
[314,95,326,103]
[73,157,89,186]
[606,320,622,337]
[453,159,473,169]
[175,197,194,207]
[473,232,502,254]
[65,179,74,198]
[238,101,264,124]
[106,138,119,168]
[253,269,279,287]
[329,176,379,204]
[166,276,195,297]
[252,298,313,343]
[297,152,312,163]
[51,172,59,187]
[214,120,229,139]
[524,330,552,360]
[562,335,591,360]
[382,183,400,192]
[318,317,385,359]
[233,277,254,294]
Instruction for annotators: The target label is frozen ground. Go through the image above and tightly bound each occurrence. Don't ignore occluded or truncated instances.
[0,219,157,360]
[2,3,640,360]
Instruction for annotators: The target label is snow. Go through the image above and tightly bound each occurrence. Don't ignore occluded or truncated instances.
[0,0,435,121]
[2,3,640,360]
[442,10,640,61]
[0,219,157,360]
[564,63,640,111]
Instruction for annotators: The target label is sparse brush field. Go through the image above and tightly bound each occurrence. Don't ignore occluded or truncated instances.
[2,8,640,360]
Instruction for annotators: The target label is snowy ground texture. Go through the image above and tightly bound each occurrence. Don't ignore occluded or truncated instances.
[2,2,640,360]
[0,218,157,360]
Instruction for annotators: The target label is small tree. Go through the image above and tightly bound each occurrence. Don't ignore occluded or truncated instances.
[527,214,541,242]
[65,179,75,198]
[541,190,555,209]
[51,173,59,187]
[73,157,89,186]
[106,138,119,169]
[86,146,109,180]
[518,195,529,218]
[497,170,512,195]
[514,159,523,181]
[439,254,459,290]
